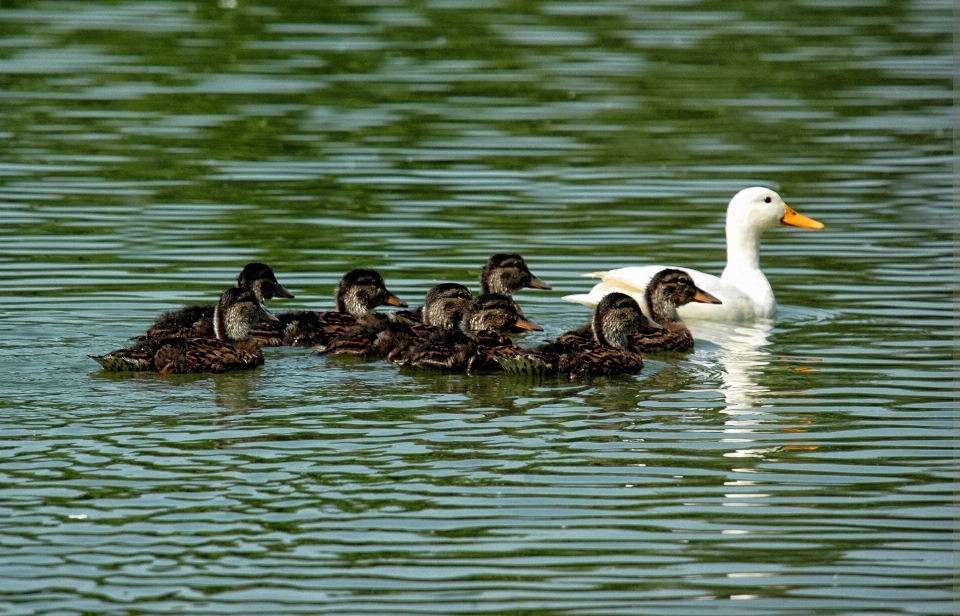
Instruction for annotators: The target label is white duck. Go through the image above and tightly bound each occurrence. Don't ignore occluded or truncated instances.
[563,187,824,323]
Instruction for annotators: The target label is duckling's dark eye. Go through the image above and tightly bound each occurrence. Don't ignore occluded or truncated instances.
[764,197,772,203]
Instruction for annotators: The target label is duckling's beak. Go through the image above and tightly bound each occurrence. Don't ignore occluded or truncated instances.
[781,205,824,230]
[512,314,543,332]
[274,282,295,299]
[259,307,280,323]
[525,274,552,290]
[637,314,663,332]
[381,291,408,308]
[692,287,722,305]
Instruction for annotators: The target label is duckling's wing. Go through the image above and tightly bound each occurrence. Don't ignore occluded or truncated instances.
[494,352,556,376]
[91,338,170,371]
[395,330,475,371]
[174,339,263,373]
[573,346,644,378]
[630,328,694,354]
[142,305,215,339]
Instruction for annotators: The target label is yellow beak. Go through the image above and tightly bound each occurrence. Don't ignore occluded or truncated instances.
[781,205,824,230]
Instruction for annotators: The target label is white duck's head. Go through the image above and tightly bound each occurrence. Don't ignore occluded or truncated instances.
[726,187,824,236]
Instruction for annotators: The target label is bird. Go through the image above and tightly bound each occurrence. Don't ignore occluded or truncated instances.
[479,253,552,295]
[249,268,407,347]
[139,262,293,339]
[390,253,548,325]
[630,268,721,353]
[563,187,824,322]
[391,293,542,373]
[389,282,473,328]
[313,283,473,359]
[92,288,278,374]
[496,292,660,380]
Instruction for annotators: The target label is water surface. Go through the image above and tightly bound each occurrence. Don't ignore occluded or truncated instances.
[0,1,953,614]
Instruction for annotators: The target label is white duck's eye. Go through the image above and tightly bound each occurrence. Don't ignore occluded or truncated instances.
[763,197,772,203]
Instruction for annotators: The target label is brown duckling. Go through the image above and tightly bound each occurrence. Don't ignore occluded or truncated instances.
[250,268,407,347]
[496,292,659,380]
[313,283,472,359]
[92,288,278,374]
[480,253,552,295]
[389,282,473,328]
[141,262,293,339]
[392,293,542,373]
[631,268,721,353]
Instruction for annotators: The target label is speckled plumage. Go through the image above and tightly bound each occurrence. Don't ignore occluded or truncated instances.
[93,288,277,374]
[496,293,658,380]
[314,283,471,358]
[250,269,406,347]
[480,254,551,295]
[393,293,541,373]
[629,268,721,353]
[140,263,292,339]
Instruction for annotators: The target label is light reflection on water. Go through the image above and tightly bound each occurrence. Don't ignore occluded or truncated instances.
[0,0,953,614]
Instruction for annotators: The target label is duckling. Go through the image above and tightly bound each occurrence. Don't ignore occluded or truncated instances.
[631,268,721,353]
[480,253,552,295]
[250,268,407,347]
[388,282,473,328]
[92,288,278,374]
[141,262,293,339]
[313,283,472,358]
[496,292,659,380]
[392,293,542,373]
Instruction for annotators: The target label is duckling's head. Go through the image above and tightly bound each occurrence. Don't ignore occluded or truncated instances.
[213,287,279,341]
[645,269,721,323]
[480,254,552,295]
[592,292,658,350]
[236,262,295,299]
[335,269,407,318]
[248,278,291,307]
[461,293,542,333]
[727,187,824,237]
[422,283,473,330]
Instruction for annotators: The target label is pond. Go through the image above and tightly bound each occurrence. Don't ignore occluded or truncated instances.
[0,1,953,614]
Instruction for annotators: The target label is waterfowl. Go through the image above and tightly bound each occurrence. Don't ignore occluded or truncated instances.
[389,282,473,328]
[496,292,659,380]
[392,293,542,373]
[313,283,472,358]
[481,253,551,295]
[563,187,824,322]
[92,288,277,374]
[250,268,407,347]
[631,268,721,353]
[141,262,293,339]
[390,252,546,325]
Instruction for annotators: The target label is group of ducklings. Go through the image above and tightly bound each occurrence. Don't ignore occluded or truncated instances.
[92,254,719,380]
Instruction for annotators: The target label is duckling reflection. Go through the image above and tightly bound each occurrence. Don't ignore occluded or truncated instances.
[250,268,406,347]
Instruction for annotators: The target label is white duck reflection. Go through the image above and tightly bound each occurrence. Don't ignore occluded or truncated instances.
[686,318,773,412]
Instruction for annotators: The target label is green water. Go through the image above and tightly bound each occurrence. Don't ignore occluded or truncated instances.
[0,1,953,614]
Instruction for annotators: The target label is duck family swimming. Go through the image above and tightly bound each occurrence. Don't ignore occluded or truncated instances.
[92,189,823,376]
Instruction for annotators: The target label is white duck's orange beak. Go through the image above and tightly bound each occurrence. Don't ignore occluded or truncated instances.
[781,205,824,230]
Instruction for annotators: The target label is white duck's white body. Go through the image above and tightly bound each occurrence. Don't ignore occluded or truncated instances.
[563,187,824,323]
